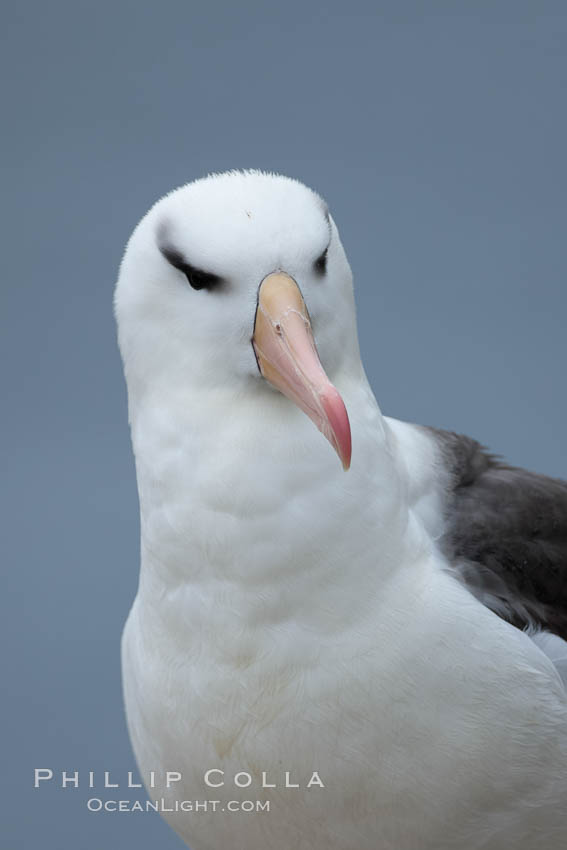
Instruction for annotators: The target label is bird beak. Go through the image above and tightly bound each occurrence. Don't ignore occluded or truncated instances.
[252,272,352,470]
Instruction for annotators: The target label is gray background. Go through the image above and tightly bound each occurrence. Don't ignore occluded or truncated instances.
[2,1,565,847]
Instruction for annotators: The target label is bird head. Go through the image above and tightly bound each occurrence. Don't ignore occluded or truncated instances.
[115,171,362,469]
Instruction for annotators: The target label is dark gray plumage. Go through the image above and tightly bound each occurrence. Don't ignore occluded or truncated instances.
[427,428,567,641]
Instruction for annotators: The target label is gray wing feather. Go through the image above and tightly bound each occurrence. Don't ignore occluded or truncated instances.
[426,427,567,641]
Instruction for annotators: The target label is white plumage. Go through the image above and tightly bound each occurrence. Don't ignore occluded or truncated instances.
[116,171,567,850]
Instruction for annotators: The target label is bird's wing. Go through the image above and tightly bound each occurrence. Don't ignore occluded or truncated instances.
[425,427,567,641]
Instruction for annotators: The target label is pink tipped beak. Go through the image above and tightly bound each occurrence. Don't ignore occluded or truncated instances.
[252,272,352,470]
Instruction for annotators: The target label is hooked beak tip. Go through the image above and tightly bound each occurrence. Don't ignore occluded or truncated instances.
[321,387,352,471]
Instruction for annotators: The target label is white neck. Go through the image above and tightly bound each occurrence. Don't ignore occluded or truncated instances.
[128,372,430,645]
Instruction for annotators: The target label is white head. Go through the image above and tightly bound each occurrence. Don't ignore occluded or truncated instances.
[115,170,363,468]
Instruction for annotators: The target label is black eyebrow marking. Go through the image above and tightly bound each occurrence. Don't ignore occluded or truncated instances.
[159,244,223,292]
[314,244,329,276]
[314,208,332,275]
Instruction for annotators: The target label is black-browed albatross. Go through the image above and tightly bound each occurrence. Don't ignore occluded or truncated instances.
[116,170,567,850]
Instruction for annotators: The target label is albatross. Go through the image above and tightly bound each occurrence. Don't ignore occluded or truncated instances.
[116,170,567,850]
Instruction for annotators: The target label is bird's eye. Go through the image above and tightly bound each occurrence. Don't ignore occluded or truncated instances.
[314,247,328,275]
[181,265,222,291]
[160,245,222,291]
